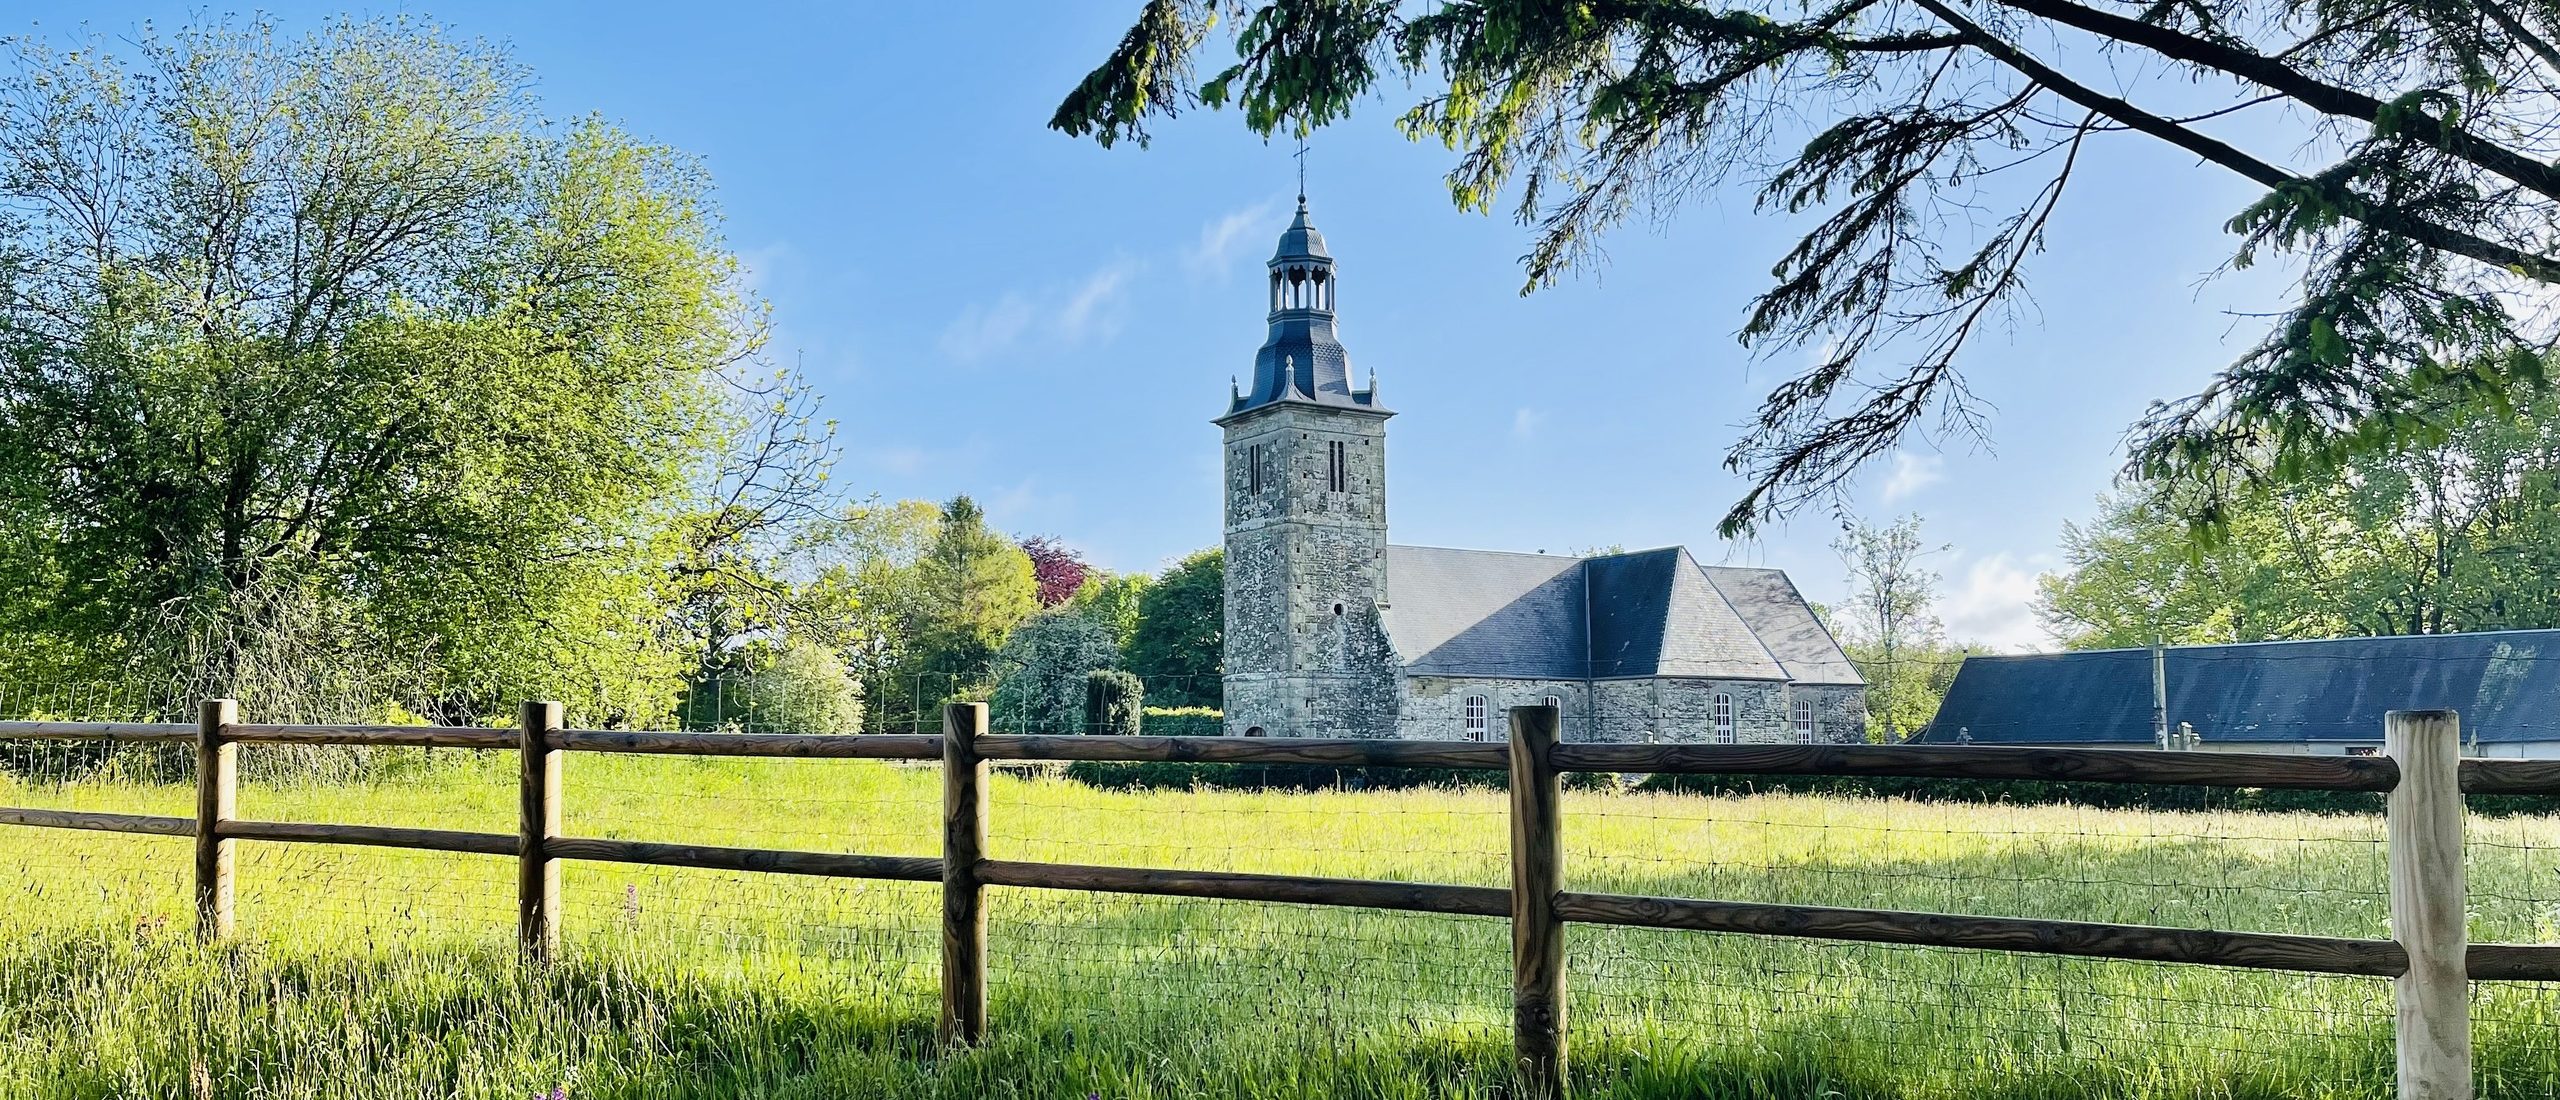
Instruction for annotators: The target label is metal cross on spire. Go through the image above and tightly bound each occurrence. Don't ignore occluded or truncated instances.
[1294,132,1308,203]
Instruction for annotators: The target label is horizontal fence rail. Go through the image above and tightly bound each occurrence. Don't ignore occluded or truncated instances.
[0,720,193,741]
[217,819,518,856]
[228,724,518,749]
[553,729,943,759]
[546,836,943,882]
[0,806,195,835]
[1551,892,2412,977]
[1551,740,2406,790]
[0,703,2547,1099]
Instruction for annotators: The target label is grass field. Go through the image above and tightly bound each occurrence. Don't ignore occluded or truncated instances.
[1,746,2556,1098]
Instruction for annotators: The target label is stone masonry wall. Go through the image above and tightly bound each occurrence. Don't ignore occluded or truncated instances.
[1394,677,1866,744]
[1396,676,1593,741]
[1657,679,1790,743]
[1221,404,1395,738]
[1800,684,1868,745]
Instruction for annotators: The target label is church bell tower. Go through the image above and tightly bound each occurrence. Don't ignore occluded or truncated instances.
[1216,199,1398,738]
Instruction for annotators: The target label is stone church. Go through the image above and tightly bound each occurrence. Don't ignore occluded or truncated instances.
[1216,200,1868,743]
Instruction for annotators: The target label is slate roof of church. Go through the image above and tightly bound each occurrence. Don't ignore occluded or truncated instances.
[1914,630,2560,746]
[1380,545,1864,685]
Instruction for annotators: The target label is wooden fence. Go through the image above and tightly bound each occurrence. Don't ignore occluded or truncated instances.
[3,701,2557,1099]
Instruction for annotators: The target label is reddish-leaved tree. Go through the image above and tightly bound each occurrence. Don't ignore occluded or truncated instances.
[1020,535,1094,608]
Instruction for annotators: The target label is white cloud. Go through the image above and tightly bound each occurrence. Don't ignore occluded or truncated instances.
[1185,199,1282,279]
[1513,407,1543,439]
[867,445,928,475]
[937,293,1038,362]
[939,259,1141,363]
[981,478,1076,532]
[1880,452,1944,503]
[1057,262,1136,342]
[1938,551,2053,652]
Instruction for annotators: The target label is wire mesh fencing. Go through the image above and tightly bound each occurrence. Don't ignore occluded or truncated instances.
[1560,767,2403,1094]
[2469,809,2560,1094]
[0,696,2550,1098]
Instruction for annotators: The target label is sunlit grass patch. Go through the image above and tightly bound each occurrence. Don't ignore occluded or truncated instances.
[0,754,2552,1097]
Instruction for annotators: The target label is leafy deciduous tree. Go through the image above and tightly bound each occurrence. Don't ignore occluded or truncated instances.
[1021,535,1096,608]
[990,610,1123,733]
[1125,548,1223,709]
[1835,515,1951,737]
[1066,571,1154,651]
[2040,380,2560,646]
[0,16,771,720]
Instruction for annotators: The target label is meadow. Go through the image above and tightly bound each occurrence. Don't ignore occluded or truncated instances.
[2,747,2556,1099]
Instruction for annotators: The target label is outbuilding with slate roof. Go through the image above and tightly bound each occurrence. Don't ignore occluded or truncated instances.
[1214,201,1864,742]
[1915,631,2560,758]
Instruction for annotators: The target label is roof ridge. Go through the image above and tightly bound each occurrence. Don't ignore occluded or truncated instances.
[1680,546,1784,670]
[1976,627,2560,661]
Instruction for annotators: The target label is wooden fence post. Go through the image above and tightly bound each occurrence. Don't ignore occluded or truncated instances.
[941,701,990,1046]
[2386,709,2469,1100]
[518,700,563,961]
[1510,704,1566,1099]
[195,698,237,943]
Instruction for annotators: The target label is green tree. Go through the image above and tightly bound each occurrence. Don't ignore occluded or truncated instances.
[2040,380,2560,646]
[880,496,1036,729]
[1066,571,1154,651]
[2035,491,2295,648]
[1834,516,1950,739]
[681,639,862,734]
[1125,548,1223,709]
[990,610,1123,734]
[1056,1,2560,534]
[0,16,769,721]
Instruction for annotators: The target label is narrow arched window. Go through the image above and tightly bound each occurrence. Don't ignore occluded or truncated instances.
[1792,698,1815,744]
[1713,693,1735,745]
[1463,695,1489,741]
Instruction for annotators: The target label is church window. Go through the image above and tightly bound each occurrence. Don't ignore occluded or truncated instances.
[1327,440,1347,492]
[1713,693,1735,744]
[1248,444,1263,496]
[1463,695,1489,741]
[1793,699,1815,744]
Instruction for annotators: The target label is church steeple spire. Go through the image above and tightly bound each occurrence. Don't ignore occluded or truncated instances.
[1218,199,1388,422]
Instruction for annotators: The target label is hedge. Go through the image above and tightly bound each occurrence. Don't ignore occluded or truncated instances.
[1138,707,1222,738]
[1056,759,2560,816]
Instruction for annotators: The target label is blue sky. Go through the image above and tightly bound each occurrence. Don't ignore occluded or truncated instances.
[18,3,2304,649]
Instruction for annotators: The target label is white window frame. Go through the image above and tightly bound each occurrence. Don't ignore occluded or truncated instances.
[1713,693,1735,745]
[1463,695,1490,741]
[1792,698,1815,744]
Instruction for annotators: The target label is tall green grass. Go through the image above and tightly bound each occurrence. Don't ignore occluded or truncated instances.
[1,750,2554,1098]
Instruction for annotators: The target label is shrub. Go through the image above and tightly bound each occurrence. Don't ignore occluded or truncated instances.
[1140,706,1222,737]
[1085,669,1144,735]
[989,612,1119,733]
